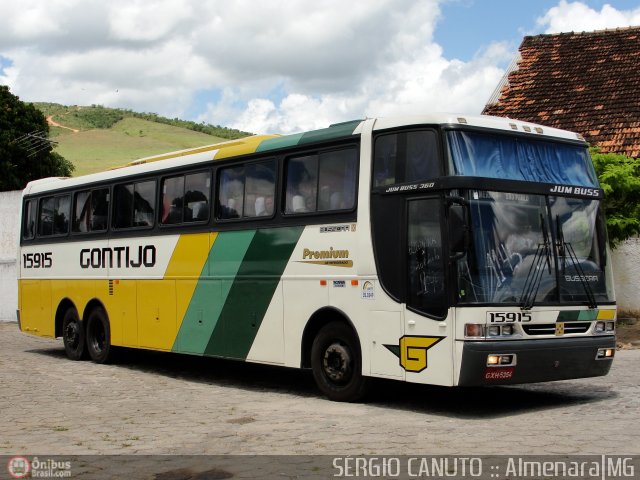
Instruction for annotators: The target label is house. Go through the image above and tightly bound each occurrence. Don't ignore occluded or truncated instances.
[483,26,640,158]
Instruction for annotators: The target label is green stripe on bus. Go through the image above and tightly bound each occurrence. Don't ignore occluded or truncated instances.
[298,120,362,146]
[204,226,303,359]
[256,133,305,153]
[557,310,599,322]
[173,230,256,354]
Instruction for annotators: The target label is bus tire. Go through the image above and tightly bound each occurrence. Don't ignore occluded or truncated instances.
[62,307,86,361]
[85,307,113,364]
[311,321,369,402]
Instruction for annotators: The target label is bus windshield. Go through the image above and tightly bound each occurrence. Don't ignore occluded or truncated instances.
[456,191,614,306]
[447,130,598,187]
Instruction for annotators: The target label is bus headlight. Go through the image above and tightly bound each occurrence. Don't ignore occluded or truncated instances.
[486,325,516,337]
[595,321,615,334]
[488,326,500,337]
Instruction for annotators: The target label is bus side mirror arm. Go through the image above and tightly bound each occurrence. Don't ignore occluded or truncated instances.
[445,196,470,261]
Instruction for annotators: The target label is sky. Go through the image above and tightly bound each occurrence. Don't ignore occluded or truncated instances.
[1,0,639,135]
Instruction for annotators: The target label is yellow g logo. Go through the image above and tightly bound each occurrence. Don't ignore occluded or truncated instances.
[385,336,444,373]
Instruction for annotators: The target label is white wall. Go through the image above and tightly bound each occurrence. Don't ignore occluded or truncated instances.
[611,236,640,317]
[0,190,21,321]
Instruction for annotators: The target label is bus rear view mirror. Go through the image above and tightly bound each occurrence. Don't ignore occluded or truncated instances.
[447,200,469,260]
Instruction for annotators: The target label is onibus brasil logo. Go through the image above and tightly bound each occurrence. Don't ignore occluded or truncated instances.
[7,456,30,479]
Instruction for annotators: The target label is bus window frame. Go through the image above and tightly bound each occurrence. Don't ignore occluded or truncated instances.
[214,158,279,223]
[371,127,444,190]
[22,198,37,241]
[158,168,212,228]
[37,193,72,239]
[282,144,360,217]
[70,187,110,236]
[111,178,157,232]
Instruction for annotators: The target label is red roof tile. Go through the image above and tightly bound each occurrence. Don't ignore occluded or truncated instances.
[483,27,640,158]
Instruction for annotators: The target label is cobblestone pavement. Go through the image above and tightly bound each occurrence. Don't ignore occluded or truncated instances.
[2,322,639,457]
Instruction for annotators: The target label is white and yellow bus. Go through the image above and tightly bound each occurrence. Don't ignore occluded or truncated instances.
[18,114,617,401]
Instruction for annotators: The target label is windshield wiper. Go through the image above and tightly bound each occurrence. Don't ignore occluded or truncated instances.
[555,215,597,309]
[520,214,552,310]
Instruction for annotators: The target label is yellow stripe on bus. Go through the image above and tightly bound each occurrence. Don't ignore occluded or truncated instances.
[212,135,279,160]
[164,233,217,335]
[597,309,616,320]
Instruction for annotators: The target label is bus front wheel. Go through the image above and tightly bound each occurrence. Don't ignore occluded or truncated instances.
[62,307,86,361]
[86,307,113,364]
[311,321,369,402]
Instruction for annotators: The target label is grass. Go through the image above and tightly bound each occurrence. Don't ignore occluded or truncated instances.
[33,102,249,177]
[53,118,227,176]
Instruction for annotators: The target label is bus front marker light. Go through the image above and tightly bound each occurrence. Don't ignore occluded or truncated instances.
[596,348,615,359]
[500,355,513,365]
[487,355,500,365]
[486,354,516,367]
[465,323,485,338]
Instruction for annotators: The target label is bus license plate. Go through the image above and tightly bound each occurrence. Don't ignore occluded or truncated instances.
[484,367,514,381]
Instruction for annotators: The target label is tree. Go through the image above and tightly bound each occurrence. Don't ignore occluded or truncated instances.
[590,147,640,246]
[0,85,74,191]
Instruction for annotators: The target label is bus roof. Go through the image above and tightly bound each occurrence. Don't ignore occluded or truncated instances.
[23,114,585,196]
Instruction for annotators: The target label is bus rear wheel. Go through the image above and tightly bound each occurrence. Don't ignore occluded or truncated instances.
[86,307,113,364]
[311,321,369,402]
[62,307,86,361]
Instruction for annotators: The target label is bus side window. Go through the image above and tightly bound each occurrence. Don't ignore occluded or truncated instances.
[113,184,134,229]
[217,166,244,219]
[161,176,185,224]
[285,155,318,214]
[39,197,55,236]
[185,171,210,222]
[113,181,155,229]
[374,130,440,186]
[39,195,70,237]
[318,148,357,211]
[22,199,36,240]
[133,181,155,227]
[90,188,109,231]
[374,135,397,186]
[244,161,275,218]
[53,195,71,235]
[73,190,91,232]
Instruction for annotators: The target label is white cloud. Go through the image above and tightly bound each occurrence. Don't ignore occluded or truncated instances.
[108,0,194,42]
[538,1,640,33]
[1,0,583,134]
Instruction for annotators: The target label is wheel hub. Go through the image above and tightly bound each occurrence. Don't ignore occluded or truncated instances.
[323,343,352,382]
[64,322,79,347]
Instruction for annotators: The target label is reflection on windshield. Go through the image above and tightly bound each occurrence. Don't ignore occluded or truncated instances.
[457,191,613,305]
[550,196,607,305]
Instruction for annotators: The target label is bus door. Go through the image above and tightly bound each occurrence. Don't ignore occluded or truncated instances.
[402,196,454,386]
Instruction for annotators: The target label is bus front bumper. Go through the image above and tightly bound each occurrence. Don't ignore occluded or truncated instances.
[458,336,616,386]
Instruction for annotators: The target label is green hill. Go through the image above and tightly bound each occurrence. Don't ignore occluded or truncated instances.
[34,103,251,177]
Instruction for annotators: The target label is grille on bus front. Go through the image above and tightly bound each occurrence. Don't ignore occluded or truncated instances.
[522,322,591,336]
